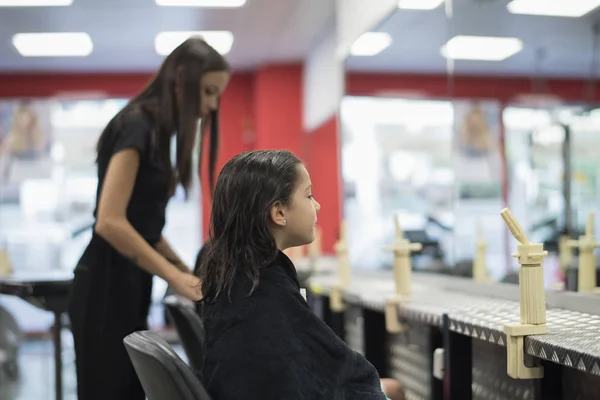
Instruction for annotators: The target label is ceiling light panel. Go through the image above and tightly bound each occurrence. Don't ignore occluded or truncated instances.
[155,31,234,56]
[12,32,93,57]
[350,32,392,56]
[156,0,246,6]
[441,35,523,61]
[398,0,444,10]
[507,0,600,17]
[0,0,72,6]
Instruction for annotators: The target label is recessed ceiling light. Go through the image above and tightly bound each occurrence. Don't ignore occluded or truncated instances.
[441,35,523,61]
[156,0,245,6]
[12,32,93,57]
[350,32,392,57]
[155,31,234,56]
[507,0,600,17]
[398,0,444,10]
[0,0,72,5]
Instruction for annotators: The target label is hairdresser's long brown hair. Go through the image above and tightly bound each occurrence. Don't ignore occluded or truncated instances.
[97,37,230,195]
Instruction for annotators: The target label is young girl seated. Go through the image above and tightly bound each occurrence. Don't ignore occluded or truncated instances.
[197,150,404,400]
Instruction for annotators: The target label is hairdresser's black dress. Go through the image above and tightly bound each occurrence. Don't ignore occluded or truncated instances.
[68,111,170,400]
[201,251,387,400]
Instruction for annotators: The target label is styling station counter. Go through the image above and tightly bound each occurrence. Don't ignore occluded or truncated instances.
[307,270,600,400]
[307,211,600,400]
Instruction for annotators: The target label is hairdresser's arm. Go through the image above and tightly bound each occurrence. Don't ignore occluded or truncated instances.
[95,149,201,301]
[155,236,191,273]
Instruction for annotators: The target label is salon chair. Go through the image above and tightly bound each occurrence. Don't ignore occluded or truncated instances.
[163,295,205,376]
[123,331,212,400]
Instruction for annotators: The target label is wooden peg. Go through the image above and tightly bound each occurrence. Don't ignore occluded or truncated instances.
[473,218,490,282]
[330,221,350,312]
[308,226,323,273]
[394,214,403,240]
[501,208,547,379]
[568,212,600,293]
[335,221,351,288]
[382,215,421,334]
[330,282,345,312]
[384,294,409,334]
[0,242,13,277]
[383,215,422,297]
[558,234,573,271]
[500,208,529,246]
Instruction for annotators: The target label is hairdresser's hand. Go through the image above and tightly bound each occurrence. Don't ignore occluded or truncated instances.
[170,271,203,302]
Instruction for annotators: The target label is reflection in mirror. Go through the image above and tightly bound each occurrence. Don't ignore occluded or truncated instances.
[340,0,600,290]
[340,97,454,271]
[0,97,201,276]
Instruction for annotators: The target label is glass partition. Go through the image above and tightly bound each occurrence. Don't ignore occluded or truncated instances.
[340,96,454,270]
[502,105,600,287]
[504,107,566,240]
[0,99,127,273]
[452,100,506,280]
[0,97,202,332]
[566,109,600,232]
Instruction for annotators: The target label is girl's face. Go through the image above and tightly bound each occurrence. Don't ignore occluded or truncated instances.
[271,165,321,250]
[199,71,230,118]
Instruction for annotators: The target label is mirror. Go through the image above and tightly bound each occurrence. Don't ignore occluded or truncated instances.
[339,0,600,290]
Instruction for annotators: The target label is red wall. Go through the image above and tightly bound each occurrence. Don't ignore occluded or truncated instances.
[347,73,600,102]
[0,73,152,98]
[303,116,341,254]
[253,65,303,153]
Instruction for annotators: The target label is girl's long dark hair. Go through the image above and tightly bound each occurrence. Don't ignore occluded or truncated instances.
[97,37,230,195]
[198,150,303,303]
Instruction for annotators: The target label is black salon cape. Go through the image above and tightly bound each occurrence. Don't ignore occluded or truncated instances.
[201,251,387,400]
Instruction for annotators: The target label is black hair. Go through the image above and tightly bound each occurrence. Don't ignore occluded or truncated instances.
[194,240,211,275]
[97,37,230,196]
[198,150,303,302]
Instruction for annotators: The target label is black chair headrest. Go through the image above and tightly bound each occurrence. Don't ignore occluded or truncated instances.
[123,330,212,400]
[163,295,206,374]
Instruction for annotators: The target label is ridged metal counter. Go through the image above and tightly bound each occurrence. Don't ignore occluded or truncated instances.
[307,269,600,400]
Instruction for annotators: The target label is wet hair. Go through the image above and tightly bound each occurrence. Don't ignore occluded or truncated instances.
[198,150,303,302]
[97,37,230,195]
[194,240,211,275]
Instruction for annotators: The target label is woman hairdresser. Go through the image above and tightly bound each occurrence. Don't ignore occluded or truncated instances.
[67,37,230,400]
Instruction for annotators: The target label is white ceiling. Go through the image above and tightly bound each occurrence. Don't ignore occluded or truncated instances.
[346,0,600,78]
[0,0,334,73]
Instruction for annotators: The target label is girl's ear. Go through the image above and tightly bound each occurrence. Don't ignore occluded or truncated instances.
[269,201,287,227]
